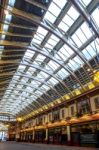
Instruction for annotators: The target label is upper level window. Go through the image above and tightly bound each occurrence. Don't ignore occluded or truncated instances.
[71,106,75,116]
[53,110,60,121]
[61,109,65,118]
[49,114,51,122]
[39,117,43,124]
[94,97,99,109]
[78,99,90,114]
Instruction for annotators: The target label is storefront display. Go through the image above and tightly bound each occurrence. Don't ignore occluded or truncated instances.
[48,126,67,145]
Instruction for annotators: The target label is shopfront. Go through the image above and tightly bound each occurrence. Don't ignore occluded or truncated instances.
[71,121,99,147]
[35,129,46,143]
[20,132,24,141]
[48,126,67,145]
[22,131,33,142]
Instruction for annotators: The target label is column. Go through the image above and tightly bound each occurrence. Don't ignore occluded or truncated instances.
[24,132,26,142]
[45,128,48,143]
[15,123,21,142]
[67,125,71,145]
[16,133,20,142]
[32,130,35,142]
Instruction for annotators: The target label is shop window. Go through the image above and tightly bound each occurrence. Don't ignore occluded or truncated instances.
[78,99,90,115]
[94,97,99,109]
[71,106,74,116]
[62,109,65,118]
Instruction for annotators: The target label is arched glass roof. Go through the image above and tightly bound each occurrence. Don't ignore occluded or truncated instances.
[0,0,99,118]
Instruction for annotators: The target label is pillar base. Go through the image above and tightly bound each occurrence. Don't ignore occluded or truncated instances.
[67,140,72,146]
[16,138,20,142]
[32,140,35,143]
[44,140,48,144]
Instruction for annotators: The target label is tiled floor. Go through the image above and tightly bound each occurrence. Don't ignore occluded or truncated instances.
[0,142,98,150]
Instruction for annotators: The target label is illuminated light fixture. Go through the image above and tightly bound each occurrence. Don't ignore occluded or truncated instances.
[57,99,61,104]
[87,68,91,72]
[4,9,9,15]
[80,114,91,121]
[64,94,70,100]
[93,70,97,73]
[35,110,39,114]
[50,103,54,107]
[92,113,99,118]
[70,117,78,123]
[69,59,72,63]
[61,120,67,124]
[80,64,83,67]
[94,71,99,82]
[88,82,95,89]
[17,117,22,122]
[6,124,9,128]
[74,89,81,95]
[43,106,48,110]
[39,108,43,112]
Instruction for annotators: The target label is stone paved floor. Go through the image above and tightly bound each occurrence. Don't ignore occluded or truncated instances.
[0,142,98,150]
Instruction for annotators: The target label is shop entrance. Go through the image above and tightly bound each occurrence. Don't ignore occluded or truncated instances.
[48,126,67,145]
[0,131,8,141]
[35,130,46,143]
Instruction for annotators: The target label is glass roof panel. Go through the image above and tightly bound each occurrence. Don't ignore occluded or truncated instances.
[39,71,49,78]
[24,50,35,59]
[37,27,48,36]
[72,27,87,47]
[48,60,60,70]
[91,8,99,27]
[57,68,69,79]
[48,2,61,17]
[53,0,67,9]
[58,21,69,32]
[48,77,58,85]
[35,54,46,62]
[63,14,74,27]
[44,11,56,23]
[81,22,92,39]
[41,85,50,91]
[64,44,74,55]
[67,6,79,20]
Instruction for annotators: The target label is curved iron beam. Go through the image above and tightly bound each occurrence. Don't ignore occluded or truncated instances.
[0,4,93,88]
[0,41,86,90]
[1,89,52,116]
[3,83,54,104]
[2,92,44,113]
[8,6,93,68]
[21,59,72,94]
[70,0,99,38]
[1,73,63,99]
[10,79,60,102]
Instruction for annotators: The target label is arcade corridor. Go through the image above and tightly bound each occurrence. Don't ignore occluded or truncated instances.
[0,0,99,149]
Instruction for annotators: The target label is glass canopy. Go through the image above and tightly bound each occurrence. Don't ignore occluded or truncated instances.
[0,0,99,118]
